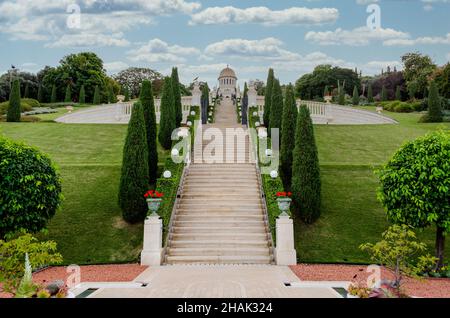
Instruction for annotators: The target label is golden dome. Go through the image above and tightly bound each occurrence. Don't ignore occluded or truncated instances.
[218,66,237,79]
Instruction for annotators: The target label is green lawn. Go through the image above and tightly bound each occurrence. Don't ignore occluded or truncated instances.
[295,110,450,264]
[0,122,169,264]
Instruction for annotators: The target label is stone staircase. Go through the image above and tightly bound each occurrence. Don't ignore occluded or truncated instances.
[165,100,274,265]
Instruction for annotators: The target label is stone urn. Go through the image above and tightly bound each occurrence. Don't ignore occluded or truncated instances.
[147,198,162,217]
[277,198,292,217]
[324,95,332,104]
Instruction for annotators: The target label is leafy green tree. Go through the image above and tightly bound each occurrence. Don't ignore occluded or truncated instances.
[395,86,402,101]
[402,52,436,101]
[381,86,388,101]
[360,225,437,293]
[377,131,450,269]
[264,69,274,127]
[64,84,71,103]
[158,77,176,150]
[50,85,57,103]
[352,85,360,106]
[0,137,62,238]
[93,85,101,105]
[79,85,86,104]
[280,84,298,188]
[291,105,321,224]
[140,80,158,183]
[7,80,21,122]
[433,63,450,99]
[269,79,283,137]
[108,85,117,103]
[118,102,149,223]
[368,84,374,103]
[114,67,163,98]
[426,81,443,123]
[171,67,182,128]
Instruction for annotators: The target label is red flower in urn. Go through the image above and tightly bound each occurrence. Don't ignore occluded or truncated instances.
[144,190,164,217]
[144,190,164,199]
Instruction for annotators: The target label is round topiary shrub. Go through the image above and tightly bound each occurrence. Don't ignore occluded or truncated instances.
[394,103,414,113]
[0,137,62,238]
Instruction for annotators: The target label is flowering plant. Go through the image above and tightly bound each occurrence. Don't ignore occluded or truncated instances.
[276,192,292,198]
[144,190,164,199]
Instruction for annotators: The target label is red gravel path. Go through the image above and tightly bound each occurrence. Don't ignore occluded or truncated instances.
[290,264,450,298]
[0,264,148,298]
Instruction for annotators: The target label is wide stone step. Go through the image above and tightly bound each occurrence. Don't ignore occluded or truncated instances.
[175,214,265,221]
[169,240,270,249]
[182,188,260,195]
[170,232,268,241]
[187,171,256,176]
[176,207,263,213]
[165,255,273,265]
[181,194,260,200]
[167,247,271,256]
[172,226,266,234]
[173,220,266,227]
[190,164,255,169]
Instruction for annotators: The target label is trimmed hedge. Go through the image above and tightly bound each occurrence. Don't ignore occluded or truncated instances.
[7,80,21,122]
[0,137,62,238]
[0,99,40,116]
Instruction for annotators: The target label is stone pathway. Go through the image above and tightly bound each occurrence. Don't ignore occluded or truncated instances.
[88,265,343,298]
[165,99,274,264]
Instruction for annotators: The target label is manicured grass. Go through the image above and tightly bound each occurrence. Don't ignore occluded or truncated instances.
[295,111,450,264]
[0,122,169,264]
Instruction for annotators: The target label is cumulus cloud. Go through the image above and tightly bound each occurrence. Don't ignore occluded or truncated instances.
[383,33,450,46]
[305,26,409,46]
[189,6,339,26]
[0,0,201,47]
[104,61,129,74]
[204,38,300,61]
[127,38,200,64]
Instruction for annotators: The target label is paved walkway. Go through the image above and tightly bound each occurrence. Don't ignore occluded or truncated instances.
[87,265,343,298]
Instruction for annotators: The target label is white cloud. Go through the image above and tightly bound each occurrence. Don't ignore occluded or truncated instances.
[383,33,450,46]
[189,6,338,26]
[361,60,402,74]
[0,0,201,47]
[127,39,200,64]
[104,61,129,74]
[204,38,300,61]
[305,26,409,46]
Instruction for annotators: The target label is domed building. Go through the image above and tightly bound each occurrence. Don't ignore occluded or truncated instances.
[218,66,237,99]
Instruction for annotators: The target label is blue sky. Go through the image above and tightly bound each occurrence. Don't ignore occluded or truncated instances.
[0,0,449,87]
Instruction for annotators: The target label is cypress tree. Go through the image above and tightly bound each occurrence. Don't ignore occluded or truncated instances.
[395,86,402,101]
[427,81,443,122]
[263,68,274,127]
[280,84,298,188]
[50,85,57,103]
[37,85,44,103]
[7,79,21,122]
[23,84,29,99]
[381,86,388,101]
[352,85,360,106]
[158,77,176,150]
[93,85,101,105]
[118,101,149,223]
[269,78,283,138]
[140,80,159,183]
[368,84,374,103]
[79,85,86,104]
[108,85,117,103]
[65,84,72,103]
[124,87,130,102]
[171,67,182,128]
[338,85,345,105]
[291,105,321,224]
[323,85,330,97]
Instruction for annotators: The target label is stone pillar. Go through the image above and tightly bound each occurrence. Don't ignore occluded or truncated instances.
[141,216,164,266]
[275,215,297,265]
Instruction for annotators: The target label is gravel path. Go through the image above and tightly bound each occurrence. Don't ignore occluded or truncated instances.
[290,264,450,298]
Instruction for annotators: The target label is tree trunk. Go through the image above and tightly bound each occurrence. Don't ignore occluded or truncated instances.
[435,226,446,270]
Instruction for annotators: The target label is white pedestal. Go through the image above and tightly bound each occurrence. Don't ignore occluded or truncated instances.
[275,215,297,266]
[141,216,164,266]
